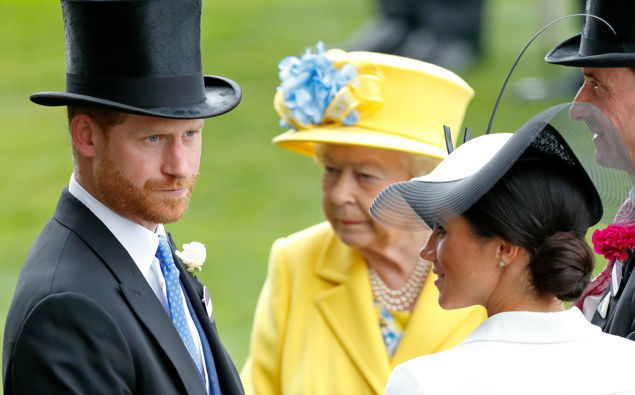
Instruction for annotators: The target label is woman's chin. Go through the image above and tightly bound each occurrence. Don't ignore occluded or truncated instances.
[437,297,452,310]
[437,291,469,311]
[334,229,373,249]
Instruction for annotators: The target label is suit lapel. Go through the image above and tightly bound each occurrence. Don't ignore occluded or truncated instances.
[314,236,390,394]
[54,189,206,394]
[119,285,206,394]
[593,253,635,331]
[168,234,244,395]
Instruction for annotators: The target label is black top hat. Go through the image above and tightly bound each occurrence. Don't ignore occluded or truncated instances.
[30,0,241,119]
[545,0,635,67]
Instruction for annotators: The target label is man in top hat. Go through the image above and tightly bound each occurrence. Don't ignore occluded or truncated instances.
[2,1,244,394]
[546,0,635,339]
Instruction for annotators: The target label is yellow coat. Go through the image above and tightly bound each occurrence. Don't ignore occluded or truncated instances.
[241,222,486,395]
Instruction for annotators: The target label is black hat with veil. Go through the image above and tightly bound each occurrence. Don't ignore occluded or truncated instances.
[370,102,635,232]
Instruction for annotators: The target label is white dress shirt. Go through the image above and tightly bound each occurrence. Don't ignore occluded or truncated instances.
[386,307,635,395]
[68,174,209,390]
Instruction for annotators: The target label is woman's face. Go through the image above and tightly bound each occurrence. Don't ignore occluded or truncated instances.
[320,144,412,250]
[420,215,502,310]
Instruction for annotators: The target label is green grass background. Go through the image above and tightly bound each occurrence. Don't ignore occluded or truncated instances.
[1,0,591,381]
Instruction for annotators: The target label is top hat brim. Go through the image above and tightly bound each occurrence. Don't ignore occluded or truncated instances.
[546,34,635,67]
[30,75,241,119]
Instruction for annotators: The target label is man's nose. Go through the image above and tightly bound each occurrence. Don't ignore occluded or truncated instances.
[569,88,593,121]
[162,139,191,178]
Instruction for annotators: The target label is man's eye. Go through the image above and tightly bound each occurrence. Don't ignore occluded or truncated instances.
[185,130,195,137]
[147,135,159,142]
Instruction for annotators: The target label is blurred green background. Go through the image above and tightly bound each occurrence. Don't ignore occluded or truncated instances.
[1,0,589,381]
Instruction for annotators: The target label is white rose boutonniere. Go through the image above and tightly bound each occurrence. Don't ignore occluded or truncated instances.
[175,241,206,273]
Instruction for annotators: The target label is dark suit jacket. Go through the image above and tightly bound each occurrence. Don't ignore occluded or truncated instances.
[592,253,635,341]
[2,188,244,394]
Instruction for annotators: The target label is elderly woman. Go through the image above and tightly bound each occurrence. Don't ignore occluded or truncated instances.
[240,43,486,394]
[372,103,635,394]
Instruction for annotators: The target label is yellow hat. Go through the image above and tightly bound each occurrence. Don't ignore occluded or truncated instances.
[272,44,474,160]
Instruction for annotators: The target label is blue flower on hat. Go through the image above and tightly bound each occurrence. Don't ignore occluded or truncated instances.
[277,42,358,129]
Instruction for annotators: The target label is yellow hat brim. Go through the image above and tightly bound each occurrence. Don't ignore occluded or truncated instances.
[272,125,448,159]
[272,50,474,161]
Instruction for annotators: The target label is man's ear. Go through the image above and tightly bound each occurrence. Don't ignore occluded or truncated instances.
[70,114,101,158]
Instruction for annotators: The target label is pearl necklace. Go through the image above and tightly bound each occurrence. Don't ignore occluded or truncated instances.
[368,258,432,311]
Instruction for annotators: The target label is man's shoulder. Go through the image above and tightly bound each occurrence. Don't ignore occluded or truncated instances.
[17,205,120,307]
[5,215,120,356]
[26,214,96,272]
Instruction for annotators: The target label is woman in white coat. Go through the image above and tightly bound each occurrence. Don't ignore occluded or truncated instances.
[370,103,635,395]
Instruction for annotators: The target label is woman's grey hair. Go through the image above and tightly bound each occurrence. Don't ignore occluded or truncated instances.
[313,143,440,178]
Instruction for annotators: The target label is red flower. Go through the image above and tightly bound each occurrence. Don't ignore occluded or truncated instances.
[592,223,635,262]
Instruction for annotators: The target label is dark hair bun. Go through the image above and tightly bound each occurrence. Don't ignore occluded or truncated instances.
[530,232,594,301]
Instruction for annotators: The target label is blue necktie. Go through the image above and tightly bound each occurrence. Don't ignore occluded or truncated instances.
[156,235,206,384]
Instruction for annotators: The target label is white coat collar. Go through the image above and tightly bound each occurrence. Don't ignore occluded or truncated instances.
[463,307,598,344]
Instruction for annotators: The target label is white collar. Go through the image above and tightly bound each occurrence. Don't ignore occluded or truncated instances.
[463,307,598,345]
[68,174,165,277]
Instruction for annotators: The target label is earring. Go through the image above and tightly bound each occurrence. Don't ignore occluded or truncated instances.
[499,260,504,268]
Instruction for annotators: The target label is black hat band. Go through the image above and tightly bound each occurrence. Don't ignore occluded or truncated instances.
[66,73,207,108]
[580,36,635,56]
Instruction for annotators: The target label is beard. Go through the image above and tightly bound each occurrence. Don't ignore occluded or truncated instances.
[93,147,197,225]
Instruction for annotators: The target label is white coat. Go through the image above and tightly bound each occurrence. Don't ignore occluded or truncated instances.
[386,307,635,395]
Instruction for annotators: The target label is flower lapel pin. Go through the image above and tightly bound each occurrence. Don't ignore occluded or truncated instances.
[175,241,206,274]
[592,223,635,298]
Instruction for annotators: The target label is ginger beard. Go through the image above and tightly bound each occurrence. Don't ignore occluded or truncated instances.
[93,144,198,225]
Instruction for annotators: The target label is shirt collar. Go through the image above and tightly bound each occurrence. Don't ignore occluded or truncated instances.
[68,174,166,277]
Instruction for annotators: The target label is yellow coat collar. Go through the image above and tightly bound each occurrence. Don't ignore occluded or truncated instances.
[313,227,485,393]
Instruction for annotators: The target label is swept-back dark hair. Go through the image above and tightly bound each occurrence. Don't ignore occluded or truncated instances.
[67,105,127,130]
[463,156,595,301]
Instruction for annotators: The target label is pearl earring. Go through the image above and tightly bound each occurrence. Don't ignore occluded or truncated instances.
[499,260,504,268]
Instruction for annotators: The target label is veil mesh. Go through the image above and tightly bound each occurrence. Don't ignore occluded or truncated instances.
[370,102,634,231]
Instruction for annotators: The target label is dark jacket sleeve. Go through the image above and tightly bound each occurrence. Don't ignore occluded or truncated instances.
[10,292,135,394]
